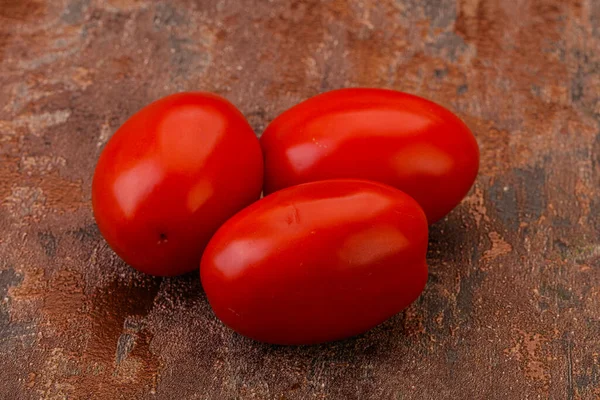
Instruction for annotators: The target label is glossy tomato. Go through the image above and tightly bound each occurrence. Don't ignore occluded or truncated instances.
[92,92,263,276]
[201,179,428,345]
[260,88,479,223]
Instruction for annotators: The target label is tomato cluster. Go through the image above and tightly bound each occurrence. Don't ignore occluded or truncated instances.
[92,89,479,344]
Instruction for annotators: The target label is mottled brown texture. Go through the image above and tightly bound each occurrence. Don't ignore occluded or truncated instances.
[0,0,599,398]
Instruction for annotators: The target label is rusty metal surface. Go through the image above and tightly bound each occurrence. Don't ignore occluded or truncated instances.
[0,0,599,398]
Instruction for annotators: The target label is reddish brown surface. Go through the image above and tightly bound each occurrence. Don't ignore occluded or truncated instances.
[0,0,599,398]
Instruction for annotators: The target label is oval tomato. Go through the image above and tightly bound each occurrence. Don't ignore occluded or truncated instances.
[200,179,428,345]
[260,88,479,223]
[92,92,263,276]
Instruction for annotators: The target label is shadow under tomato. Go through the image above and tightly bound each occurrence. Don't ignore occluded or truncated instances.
[201,307,430,400]
[427,206,479,267]
[224,304,425,357]
[156,268,207,306]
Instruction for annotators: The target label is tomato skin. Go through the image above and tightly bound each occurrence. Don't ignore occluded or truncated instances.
[92,92,263,276]
[260,88,479,223]
[200,179,428,345]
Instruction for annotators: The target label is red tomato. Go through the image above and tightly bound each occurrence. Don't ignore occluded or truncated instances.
[201,179,428,345]
[92,92,263,276]
[260,88,479,223]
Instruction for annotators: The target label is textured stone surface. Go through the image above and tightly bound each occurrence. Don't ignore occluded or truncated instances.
[1,0,599,398]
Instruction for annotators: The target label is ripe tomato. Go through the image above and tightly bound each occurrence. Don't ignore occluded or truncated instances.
[201,179,428,345]
[260,88,479,223]
[92,92,263,276]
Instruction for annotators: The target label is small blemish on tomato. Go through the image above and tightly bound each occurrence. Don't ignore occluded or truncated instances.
[158,233,168,244]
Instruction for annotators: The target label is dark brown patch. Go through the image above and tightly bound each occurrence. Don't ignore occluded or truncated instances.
[0,31,10,63]
[68,278,161,398]
[0,0,45,21]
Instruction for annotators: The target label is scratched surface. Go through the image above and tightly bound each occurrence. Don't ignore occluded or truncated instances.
[0,0,599,399]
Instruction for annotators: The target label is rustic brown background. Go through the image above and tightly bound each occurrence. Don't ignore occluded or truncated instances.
[1,0,599,399]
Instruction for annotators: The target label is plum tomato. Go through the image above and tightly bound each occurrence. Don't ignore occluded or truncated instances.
[200,179,428,345]
[260,88,479,223]
[92,92,263,276]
